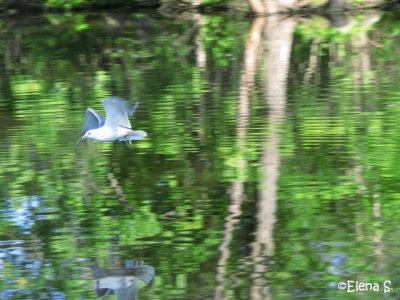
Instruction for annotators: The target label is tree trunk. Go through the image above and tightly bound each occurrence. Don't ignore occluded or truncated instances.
[325,0,348,11]
[248,0,266,14]
[248,0,298,15]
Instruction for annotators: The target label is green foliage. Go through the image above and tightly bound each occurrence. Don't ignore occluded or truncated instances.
[202,15,247,67]
[45,0,88,9]
[44,0,133,9]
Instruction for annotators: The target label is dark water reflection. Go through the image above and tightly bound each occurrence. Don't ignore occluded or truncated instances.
[0,9,400,300]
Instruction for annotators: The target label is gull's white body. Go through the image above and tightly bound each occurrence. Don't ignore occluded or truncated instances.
[79,96,147,144]
[88,125,147,142]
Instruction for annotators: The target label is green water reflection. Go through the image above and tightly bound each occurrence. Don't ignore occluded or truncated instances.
[0,9,400,300]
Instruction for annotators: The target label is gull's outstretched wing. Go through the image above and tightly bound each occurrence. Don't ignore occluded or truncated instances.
[102,96,138,129]
[81,108,105,135]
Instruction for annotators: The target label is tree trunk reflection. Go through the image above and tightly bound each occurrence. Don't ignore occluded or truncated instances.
[214,17,265,300]
[250,15,296,300]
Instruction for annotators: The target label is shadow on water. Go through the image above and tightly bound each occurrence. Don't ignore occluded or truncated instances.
[91,259,155,300]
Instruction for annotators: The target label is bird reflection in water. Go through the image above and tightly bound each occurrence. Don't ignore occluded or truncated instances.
[90,259,155,299]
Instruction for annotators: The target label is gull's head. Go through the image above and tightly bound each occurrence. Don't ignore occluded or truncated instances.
[76,130,94,146]
[82,130,94,141]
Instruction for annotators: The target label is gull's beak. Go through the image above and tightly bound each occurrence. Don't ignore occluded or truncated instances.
[76,135,84,146]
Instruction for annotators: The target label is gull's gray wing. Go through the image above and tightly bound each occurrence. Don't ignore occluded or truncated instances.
[82,108,105,134]
[102,96,138,129]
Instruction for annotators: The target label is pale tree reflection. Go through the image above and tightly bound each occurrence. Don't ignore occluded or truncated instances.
[344,10,385,276]
[194,12,207,146]
[214,17,266,300]
[250,15,297,300]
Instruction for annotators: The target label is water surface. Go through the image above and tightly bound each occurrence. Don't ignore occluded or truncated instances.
[0,10,399,300]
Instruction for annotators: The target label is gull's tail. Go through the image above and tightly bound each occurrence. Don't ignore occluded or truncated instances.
[117,130,147,141]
